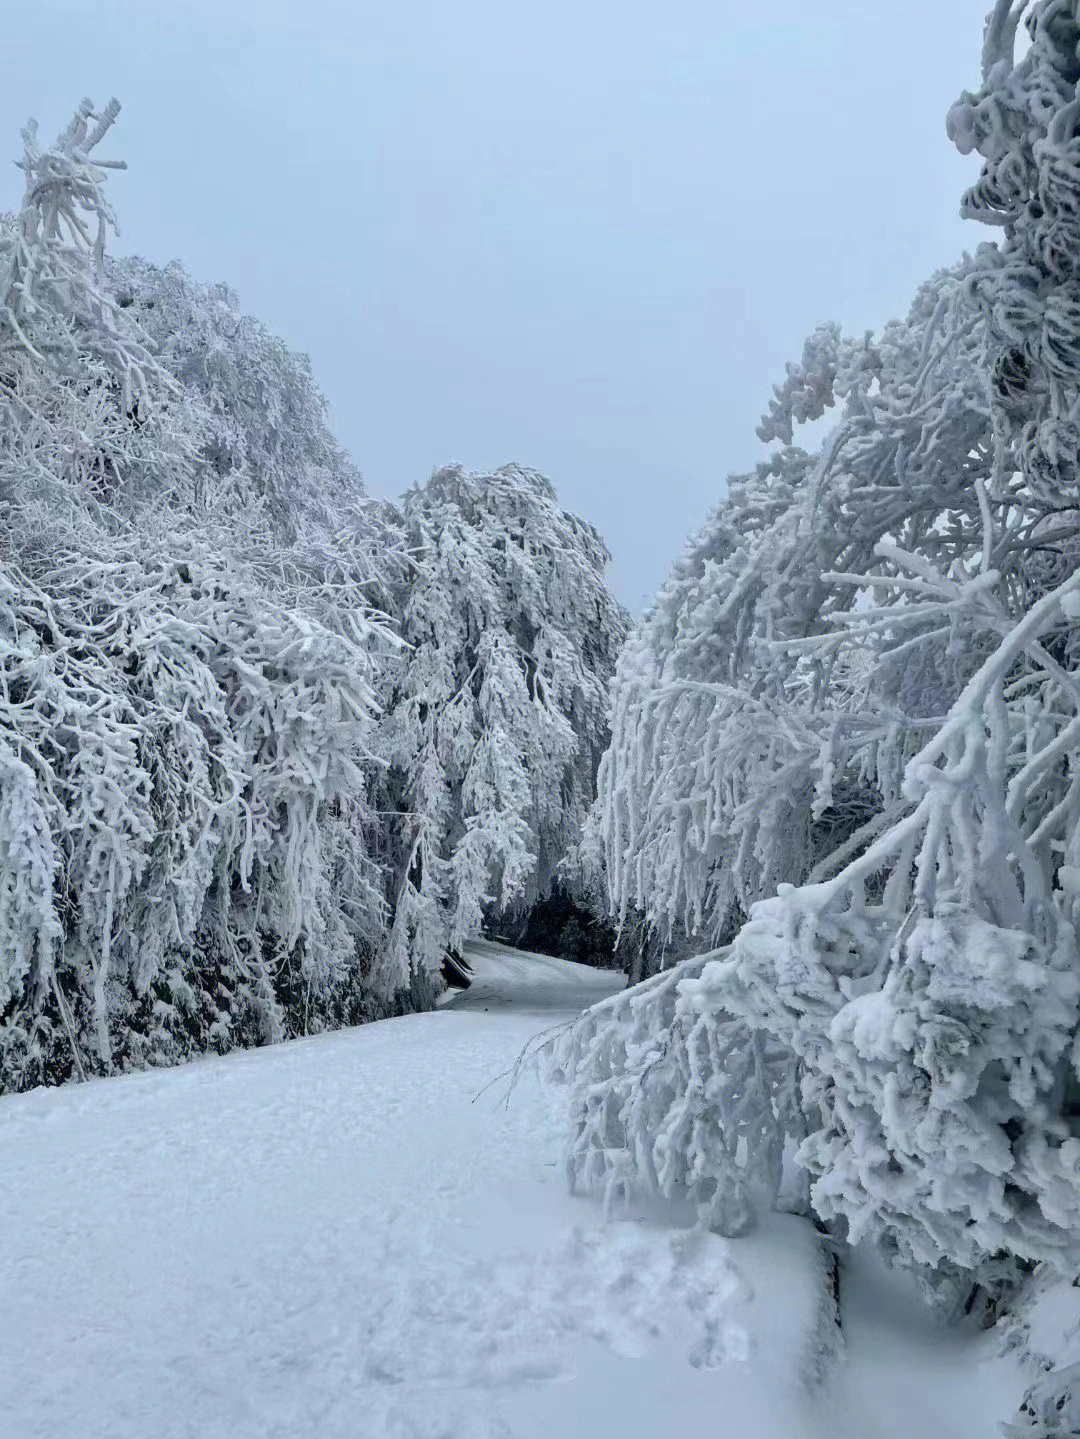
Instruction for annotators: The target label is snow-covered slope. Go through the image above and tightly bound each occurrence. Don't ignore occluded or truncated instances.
[0,942,1033,1437]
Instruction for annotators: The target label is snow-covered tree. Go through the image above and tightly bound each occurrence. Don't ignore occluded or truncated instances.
[0,102,401,1089]
[556,0,1080,1296]
[592,262,996,953]
[1,101,626,1090]
[545,953,806,1235]
[375,465,626,993]
[100,252,403,574]
[552,268,1005,1258]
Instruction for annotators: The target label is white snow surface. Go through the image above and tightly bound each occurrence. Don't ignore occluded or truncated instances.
[0,940,1031,1437]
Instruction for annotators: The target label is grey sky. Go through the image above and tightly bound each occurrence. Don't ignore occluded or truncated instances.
[4,1,992,608]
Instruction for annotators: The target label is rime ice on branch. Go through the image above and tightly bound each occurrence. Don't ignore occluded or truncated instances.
[0,101,625,1089]
[0,102,396,1086]
[556,0,1080,1295]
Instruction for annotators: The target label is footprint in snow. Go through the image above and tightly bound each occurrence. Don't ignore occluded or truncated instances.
[364,1221,750,1389]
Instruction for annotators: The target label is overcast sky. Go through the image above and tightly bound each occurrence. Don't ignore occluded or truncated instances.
[4,1,993,608]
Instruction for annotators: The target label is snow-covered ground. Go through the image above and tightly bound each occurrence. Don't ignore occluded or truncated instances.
[0,942,1038,1437]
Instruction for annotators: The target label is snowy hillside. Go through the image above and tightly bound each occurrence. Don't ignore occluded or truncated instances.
[0,943,1037,1438]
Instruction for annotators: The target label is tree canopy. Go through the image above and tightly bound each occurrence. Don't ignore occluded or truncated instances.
[0,100,623,1090]
[553,0,1080,1301]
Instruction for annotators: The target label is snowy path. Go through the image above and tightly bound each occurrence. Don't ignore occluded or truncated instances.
[1,942,1024,1437]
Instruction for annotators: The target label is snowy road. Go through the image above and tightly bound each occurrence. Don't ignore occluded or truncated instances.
[1,942,1022,1437]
